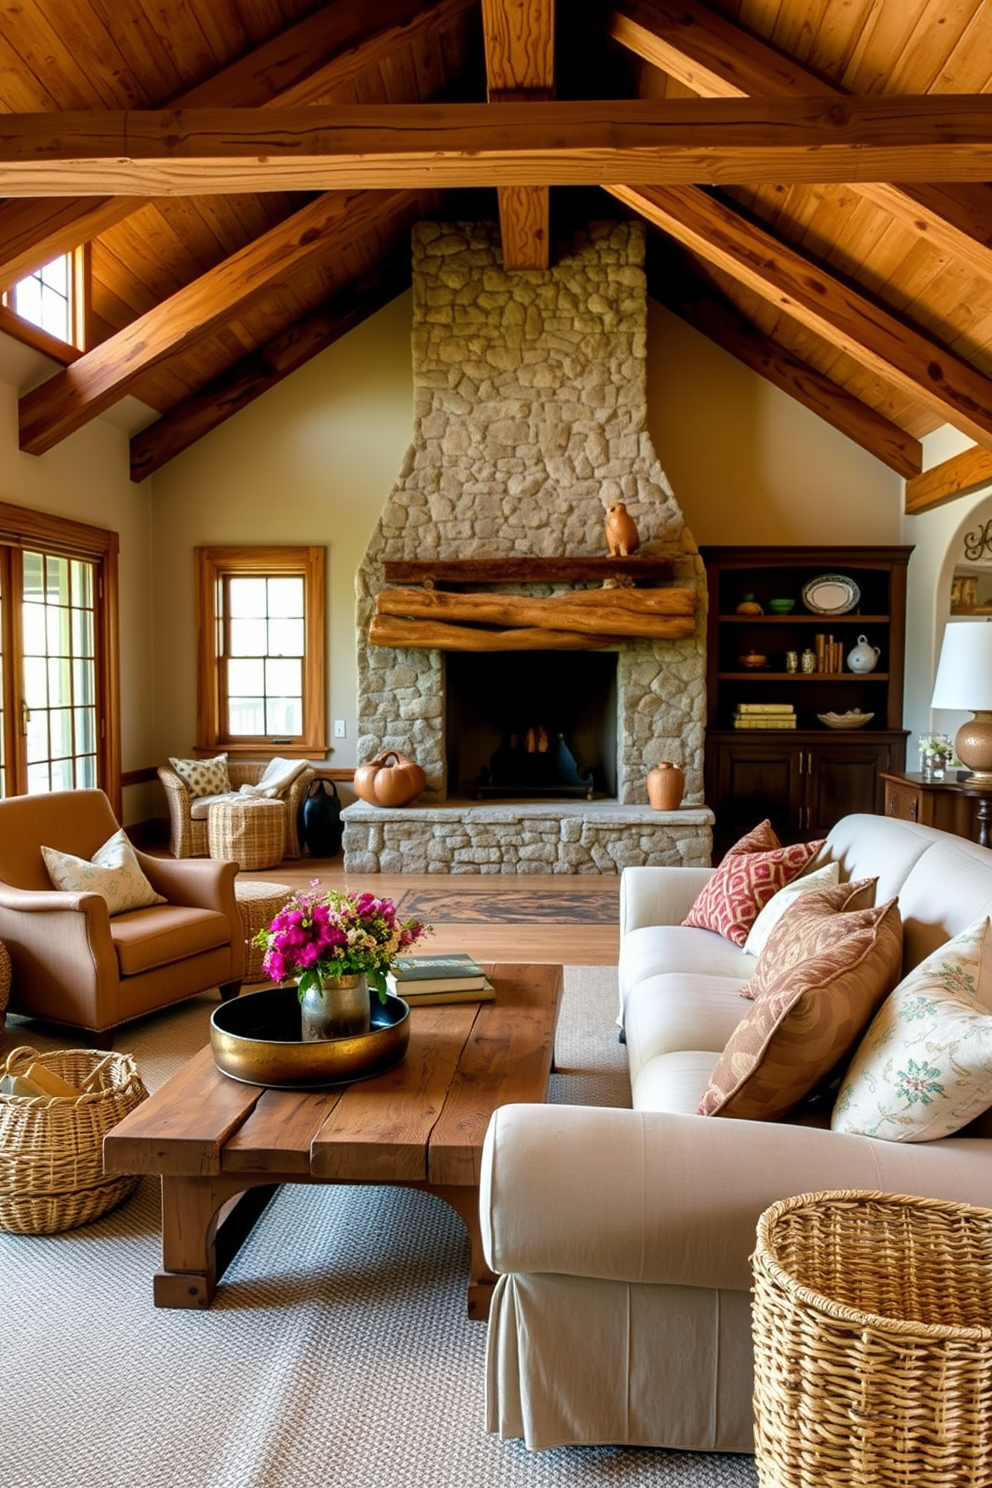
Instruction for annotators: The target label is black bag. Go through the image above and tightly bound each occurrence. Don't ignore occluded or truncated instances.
[299,778,343,857]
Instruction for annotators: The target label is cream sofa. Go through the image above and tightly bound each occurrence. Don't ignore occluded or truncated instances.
[481,814,992,1453]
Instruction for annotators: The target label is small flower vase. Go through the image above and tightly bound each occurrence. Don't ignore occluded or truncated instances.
[300,973,370,1042]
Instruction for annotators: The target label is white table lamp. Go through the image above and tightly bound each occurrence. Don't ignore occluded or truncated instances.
[931,620,992,786]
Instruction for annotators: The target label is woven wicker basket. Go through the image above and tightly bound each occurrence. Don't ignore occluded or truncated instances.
[752,1189,992,1488]
[0,1045,149,1235]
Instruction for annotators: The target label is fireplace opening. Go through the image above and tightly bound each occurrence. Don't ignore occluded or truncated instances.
[445,651,618,800]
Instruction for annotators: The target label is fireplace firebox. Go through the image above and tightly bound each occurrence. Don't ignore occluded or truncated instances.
[445,651,617,800]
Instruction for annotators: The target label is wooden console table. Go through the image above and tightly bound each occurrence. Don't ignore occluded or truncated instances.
[881,771,992,846]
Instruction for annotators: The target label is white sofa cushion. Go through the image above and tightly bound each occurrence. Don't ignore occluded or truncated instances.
[625,972,749,1094]
[619,925,754,1018]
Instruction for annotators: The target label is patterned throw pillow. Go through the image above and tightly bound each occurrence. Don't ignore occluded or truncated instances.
[832,917,992,1142]
[742,878,880,1000]
[698,896,903,1120]
[169,753,231,799]
[42,828,167,915]
[743,861,840,959]
[681,821,825,947]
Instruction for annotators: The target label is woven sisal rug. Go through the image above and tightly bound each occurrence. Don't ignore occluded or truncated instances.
[1,969,755,1488]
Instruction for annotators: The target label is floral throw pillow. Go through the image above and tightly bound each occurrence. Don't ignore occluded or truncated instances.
[698,896,903,1120]
[169,753,231,799]
[681,821,825,948]
[42,828,167,916]
[832,917,992,1142]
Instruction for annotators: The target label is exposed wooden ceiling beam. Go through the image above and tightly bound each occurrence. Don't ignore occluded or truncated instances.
[19,189,427,456]
[128,253,412,481]
[650,255,922,477]
[905,446,992,514]
[610,183,992,451]
[609,0,992,283]
[6,99,992,195]
[481,0,555,270]
[0,0,472,289]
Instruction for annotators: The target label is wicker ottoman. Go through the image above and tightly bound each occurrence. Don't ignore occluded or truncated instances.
[207,797,287,870]
[235,880,293,982]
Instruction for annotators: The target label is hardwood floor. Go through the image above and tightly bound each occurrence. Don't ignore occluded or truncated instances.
[237,857,621,966]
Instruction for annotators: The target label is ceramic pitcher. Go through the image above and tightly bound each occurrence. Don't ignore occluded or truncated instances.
[846,635,881,673]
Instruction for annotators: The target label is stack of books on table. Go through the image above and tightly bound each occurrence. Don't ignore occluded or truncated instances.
[733,703,797,730]
[386,952,494,1006]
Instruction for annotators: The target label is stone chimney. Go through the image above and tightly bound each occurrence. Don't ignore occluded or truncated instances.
[346,219,712,873]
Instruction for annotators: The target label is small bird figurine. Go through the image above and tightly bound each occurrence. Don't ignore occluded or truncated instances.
[605,501,640,557]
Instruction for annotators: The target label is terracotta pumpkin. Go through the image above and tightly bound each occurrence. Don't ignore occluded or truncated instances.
[353,751,426,808]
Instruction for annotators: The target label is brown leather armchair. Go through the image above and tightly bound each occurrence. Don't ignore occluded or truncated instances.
[0,789,244,1042]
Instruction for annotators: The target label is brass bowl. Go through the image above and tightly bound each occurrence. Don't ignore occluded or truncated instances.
[210,987,410,1088]
[739,652,768,669]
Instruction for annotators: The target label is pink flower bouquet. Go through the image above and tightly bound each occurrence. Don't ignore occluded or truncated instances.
[253,883,430,1000]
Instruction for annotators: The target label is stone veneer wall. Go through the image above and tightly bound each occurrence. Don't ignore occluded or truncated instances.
[347,219,711,873]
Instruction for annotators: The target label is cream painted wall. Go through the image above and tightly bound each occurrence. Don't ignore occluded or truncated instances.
[0,337,157,824]
[149,291,415,773]
[645,302,904,545]
[900,426,992,762]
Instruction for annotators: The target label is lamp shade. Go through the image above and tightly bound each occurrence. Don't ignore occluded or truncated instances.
[930,621,992,711]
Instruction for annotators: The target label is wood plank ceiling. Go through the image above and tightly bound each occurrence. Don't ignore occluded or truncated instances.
[2,0,992,508]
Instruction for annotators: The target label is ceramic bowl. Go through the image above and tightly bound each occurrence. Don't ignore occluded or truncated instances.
[739,652,768,669]
[817,710,874,730]
[768,598,795,613]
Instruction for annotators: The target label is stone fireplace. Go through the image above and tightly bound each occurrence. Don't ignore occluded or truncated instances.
[342,219,713,873]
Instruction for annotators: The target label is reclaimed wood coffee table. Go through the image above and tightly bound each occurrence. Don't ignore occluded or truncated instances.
[104,962,562,1317]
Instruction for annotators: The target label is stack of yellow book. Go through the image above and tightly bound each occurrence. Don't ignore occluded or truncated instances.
[733,703,796,730]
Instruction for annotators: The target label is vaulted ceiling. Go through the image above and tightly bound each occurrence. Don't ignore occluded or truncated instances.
[2,0,992,511]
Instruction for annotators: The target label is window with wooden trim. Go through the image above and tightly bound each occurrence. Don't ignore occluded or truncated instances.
[195,547,327,759]
[0,503,121,813]
[0,250,88,355]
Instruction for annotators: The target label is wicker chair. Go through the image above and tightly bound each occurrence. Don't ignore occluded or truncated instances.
[157,760,313,860]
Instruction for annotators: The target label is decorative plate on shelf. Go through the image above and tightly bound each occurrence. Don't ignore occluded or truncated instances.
[817,710,874,730]
[802,574,861,615]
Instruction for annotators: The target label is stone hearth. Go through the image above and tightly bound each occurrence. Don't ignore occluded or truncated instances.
[343,219,713,874]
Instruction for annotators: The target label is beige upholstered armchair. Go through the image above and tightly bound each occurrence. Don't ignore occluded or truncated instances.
[0,789,244,1042]
[157,760,314,859]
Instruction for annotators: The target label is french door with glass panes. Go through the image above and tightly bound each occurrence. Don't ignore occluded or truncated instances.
[0,506,120,808]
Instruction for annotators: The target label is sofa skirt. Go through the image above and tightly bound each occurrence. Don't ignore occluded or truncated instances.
[485,1272,755,1453]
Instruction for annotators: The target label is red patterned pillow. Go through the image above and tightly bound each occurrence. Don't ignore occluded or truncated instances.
[682,825,825,947]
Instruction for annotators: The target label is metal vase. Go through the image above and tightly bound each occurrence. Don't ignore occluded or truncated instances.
[300,972,370,1042]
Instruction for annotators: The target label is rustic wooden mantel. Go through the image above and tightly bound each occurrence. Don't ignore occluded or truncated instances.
[373,556,695,650]
[382,557,675,586]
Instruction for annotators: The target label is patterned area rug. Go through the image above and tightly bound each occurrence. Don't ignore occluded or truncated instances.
[394,888,620,924]
[1,972,755,1488]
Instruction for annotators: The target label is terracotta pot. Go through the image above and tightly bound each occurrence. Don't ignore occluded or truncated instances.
[353,751,426,808]
[646,761,684,811]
